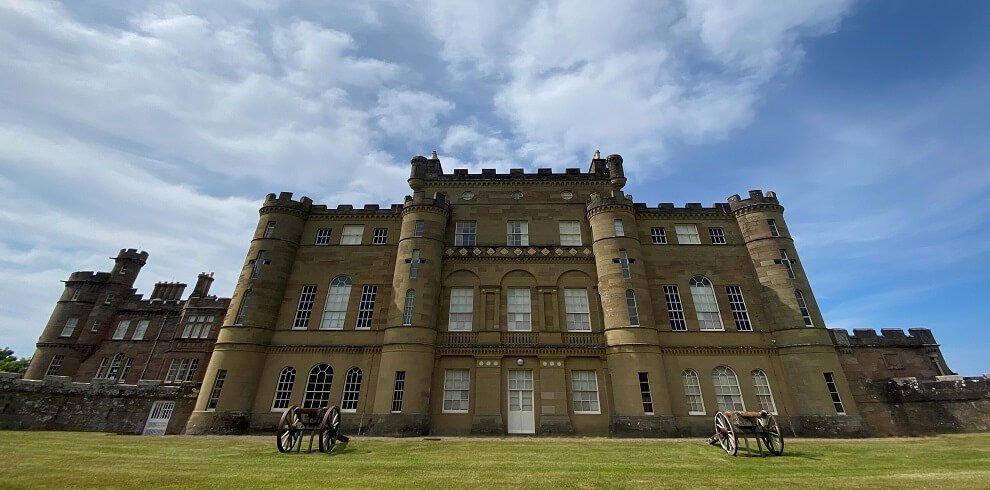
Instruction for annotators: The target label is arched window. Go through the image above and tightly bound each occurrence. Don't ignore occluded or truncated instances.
[321,276,352,330]
[341,367,363,412]
[271,367,296,411]
[712,366,745,411]
[689,276,723,330]
[235,290,251,325]
[303,364,333,408]
[681,370,705,415]
[751,370,777,414]
[795,290,813,327]
[106,353,125,380]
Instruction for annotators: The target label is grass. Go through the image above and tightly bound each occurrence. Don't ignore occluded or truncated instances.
[1,431,989,489]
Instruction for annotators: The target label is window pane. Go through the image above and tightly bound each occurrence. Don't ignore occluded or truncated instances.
[675,224,700,244]
[690,276,723,330]
[564,289,591,331]
[448,288,474,331]
[712,366,745,411]
[507,288,532,331]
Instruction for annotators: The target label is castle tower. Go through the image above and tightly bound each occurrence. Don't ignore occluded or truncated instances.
[586,155,673,434]
[186,193,311,434]
[729,191,861,433]
[24,249,149,380]
[369,155,450,435]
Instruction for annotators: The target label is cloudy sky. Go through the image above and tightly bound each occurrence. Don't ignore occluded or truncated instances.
[1,1,987,375]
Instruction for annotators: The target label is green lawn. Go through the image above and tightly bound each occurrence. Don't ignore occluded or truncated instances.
[1,431,988,489]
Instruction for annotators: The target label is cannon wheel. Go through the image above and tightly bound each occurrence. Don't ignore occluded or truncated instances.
[714,412,738,456]
[318,405,342,453]
[760,414,784,456]
[276,405,302,453]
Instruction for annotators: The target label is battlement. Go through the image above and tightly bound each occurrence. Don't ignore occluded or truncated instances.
[726,190,781,212]
[66,271,112,283]
[830,328,938,347]
[115,248,149,263]
[261,192,314,214]
[634,202,733,215]
[408,151,620,184]
[308,203,404,216]
[402,191,452,213]
[586,190,634,212]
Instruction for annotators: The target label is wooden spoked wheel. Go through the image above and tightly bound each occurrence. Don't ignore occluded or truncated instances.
[276,405,303,453]
[760,414,784,456]
[714,412,738,456]
[318,405,342,453]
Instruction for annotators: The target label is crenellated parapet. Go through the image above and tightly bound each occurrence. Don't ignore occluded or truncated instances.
[830,328,939,348]
[727,189,783,214]
[585,191,634,218]
[401,192,451,217]
[260,192,313,218]
[115,248,149,264]
[66,271,112,283]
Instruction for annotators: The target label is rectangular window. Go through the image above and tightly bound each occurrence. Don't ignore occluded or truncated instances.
[356,285,377,329]
[104,294,115,305]
[618,250,631,279]
[564,288,591,331]
[206,370,227,411]
[164,359,180,383]
[625,290,640,326]
[315,228,331,245]
[414,220,425,237]
[559,221,582,246]
[90,320,100,333]
[112,320,130,340]
[60,318,78,337]
[182,315,215,339]
[442,369,470,412]
[663,286,687,331]
[778,250,796,279]
[651,227,667,244]
[132,320,150,340]
[767,219,780,237]
[613,219,625,237]
[373,228,388,244]
[71,289,80,301]
[675,224,701,244]
[824,372,846,415]
[409,249,421,279]
[95,358,109,379]
[639,372,654,415]
[234,291,251,325]
[726,286,752,331]
[250,251,266,279]
[117,358,133,383]
[709,227,725,244]
[293,285,318,329]
[571,370,600,414]
[264,220,276,238]
[402,290,415,325]
[795,290,814,326]
[340,225,364,245]
[391,371,406,413]
[507,221,529,246]
[45,355,64,376]
[448,288,474,331]
[507,288,532,331]
[454,221,477,246]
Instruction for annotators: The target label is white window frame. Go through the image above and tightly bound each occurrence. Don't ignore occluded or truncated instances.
[45,355,64,376]
[571,370,601,414]
[442,369,470,413]
[60,318,79,337]
[795,290,814,327]
[682,370,706,415]
[341,367,362,412]
[315,228,331,245]
[132,320,150,340]
[414,220,425,237]
[104,294,115,305]
[391,371,406,413]
[112,320,130,340]
[625,289,640,326]
[824,372,846,415]
[320,277,352,330]
[264,220,276,238]
[751,370,778,414]
[372,228,388,245]
[507,288,532,331]
[455,221,476,246]
[675,224,701,245]
[235,290,251,325]
[340,225,364,245]
[507,221,529,246]
[712,366,745,412]
[726,286,752,331]
[206,369,226,411]
[559,221,582,246]
[651,227,667,244]
[709,227,725,244]
[564,288,591,331]
[303,364,333,409]
[70,289,80,301]
[355,285,377,329]
[448,288,474,331]
[664,286,687,331]
[613,219,625,237]
[767,219,780,237]
[639,372,654,415]
[690,276,724,331]
[402,290,415,326]
[90,320,101,333]
[292,285,318,329]
[271,366,296,411]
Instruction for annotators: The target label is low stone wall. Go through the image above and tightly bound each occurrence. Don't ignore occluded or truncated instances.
[855,376,990,436]
[0,372,198,435]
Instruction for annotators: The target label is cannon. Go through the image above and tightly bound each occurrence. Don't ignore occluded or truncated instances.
[708,410,783,457]
[275,405,350,454]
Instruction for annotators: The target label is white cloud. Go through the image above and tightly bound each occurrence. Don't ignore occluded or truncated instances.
[374,89,455,144]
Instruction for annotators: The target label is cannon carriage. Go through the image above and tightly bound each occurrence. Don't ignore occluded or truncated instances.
[275,405,350,454]
[709,410,784,457]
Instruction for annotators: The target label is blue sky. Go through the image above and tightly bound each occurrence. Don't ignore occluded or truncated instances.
[0,1,987,375]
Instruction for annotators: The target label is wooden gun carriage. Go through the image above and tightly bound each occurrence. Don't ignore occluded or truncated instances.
[709,410,784,457]
[275,405,350,454]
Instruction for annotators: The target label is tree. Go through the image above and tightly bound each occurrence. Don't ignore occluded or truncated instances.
[0,347,31,375]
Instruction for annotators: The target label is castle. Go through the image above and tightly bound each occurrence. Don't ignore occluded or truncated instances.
[19,152,984,437]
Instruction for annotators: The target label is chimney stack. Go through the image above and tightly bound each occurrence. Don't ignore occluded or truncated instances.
[191,272,215,298]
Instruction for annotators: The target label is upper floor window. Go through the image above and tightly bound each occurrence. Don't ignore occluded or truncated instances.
[112,320,130,340]
[340,225,364,245]
[90,320,101,333]
[293,285,318,329]
[321,276,352,330]
[409,250,422,278]
[104,294,115,305]
[507,221,529,246]
[414,220,425,237]
[250,251,267,279]
[559,221,582,246]
[448,288,474,331]
[373,228,388,245]
[119,265,128,275]
[625,290,639,326]
[507,288,531,331]
[564,288,591,331]
[663,286,687,331]
[234,290,251,325]
[182,315,215,338]
[613,219,625,237]
[355,286,377,329]
[767,219,780,237]
[264,220,276,238]
[795,290,814,327]
[651,227,667,245]
[455,221,476,246]
[709,227,725,244]
[725,286,752,331]
[70,289,81,301]
[712,366,745,411]
[60,318,78,337]
[46,355,64,377]
[689,276,723,331]
[164,358,198,384]
[675,224,700,244]
[132,320,150,340]
[315,228,331,245]
[402,290,415,325]
[617,250,631,279]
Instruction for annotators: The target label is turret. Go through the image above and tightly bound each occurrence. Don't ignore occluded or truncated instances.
[111,248,148,288]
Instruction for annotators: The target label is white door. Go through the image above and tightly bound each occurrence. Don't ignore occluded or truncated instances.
[142,400,176,436]
[508,370,535,434]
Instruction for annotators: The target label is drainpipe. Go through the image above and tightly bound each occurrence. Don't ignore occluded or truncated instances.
[139,311,170,380]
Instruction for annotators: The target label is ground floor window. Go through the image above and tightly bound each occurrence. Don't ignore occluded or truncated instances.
[442,369,470,413]
[571,370,600,414]
[712,366,745,411]
[341,367,362,412]
[271,367,296,411]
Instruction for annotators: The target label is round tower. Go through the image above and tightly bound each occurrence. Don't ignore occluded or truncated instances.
[586,155,673,433]
[370,156,449,435]
[186,192,311,434]
[730,190,861,431]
